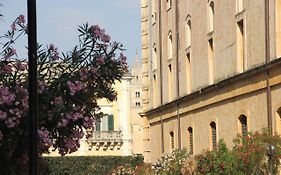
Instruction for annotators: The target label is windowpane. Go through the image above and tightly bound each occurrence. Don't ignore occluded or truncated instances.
[210,122,217,150]
[108,114,114,131]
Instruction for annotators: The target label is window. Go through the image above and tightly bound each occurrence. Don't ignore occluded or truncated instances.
[168,32,173,60]
[153,44,157,70]
[167,0,172,10]
[136,92,140,98]
[168,64,173,101]
[186,53,191,93]
[208,38,214,84]
[135,102,141,106]
[210,122,217,150]
[238,115,248,137]
[108,114,114,131]
[236,0,243,13]
[95,119,101,131]
[185,18,191,48]
[170,131,175,151]
[237,19,245,73]
[276,108,281,133]
[153,74,157,107]
[208,1,214,32]
[188,127,193,154]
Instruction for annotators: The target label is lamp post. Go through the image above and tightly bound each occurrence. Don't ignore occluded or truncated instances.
[27,0,38,174]
[267,144,275,175]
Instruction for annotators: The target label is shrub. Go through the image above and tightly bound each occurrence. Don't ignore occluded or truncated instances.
[42,156,143,175]
[151,149,189,175]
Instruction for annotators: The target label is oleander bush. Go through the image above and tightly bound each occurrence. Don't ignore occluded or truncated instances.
[149,130,281,175]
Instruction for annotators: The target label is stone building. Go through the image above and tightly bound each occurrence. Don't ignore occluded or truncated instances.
[140,0,281,163]
[130,53,144,155]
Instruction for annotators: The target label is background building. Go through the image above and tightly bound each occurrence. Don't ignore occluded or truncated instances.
[47,59,144,157]
[141,0,281,163]
[130,53,144,155]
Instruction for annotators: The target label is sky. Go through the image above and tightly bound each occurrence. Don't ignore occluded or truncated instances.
[0,0,141,66]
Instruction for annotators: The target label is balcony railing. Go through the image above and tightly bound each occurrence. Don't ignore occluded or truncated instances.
[88,131,123,142]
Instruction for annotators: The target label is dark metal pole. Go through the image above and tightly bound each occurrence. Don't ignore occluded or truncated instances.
[27,0,38,174]
[158,0,164,154]
[175,0,181,149]
[265,0,272,135]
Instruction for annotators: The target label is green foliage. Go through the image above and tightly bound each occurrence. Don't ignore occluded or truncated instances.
[195,140,242,175]
[233,130,281,174]
[148,130,281,175]
[42,156,143,175]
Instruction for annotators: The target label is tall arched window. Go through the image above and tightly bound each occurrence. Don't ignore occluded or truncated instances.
[188,127,193,154]
[276,108,281,133]
[168,31,173,60]
[170,131,175,151]
[210,122,217,150]
[208,1,214,32]
[238,115,248,137]
[153,44,157,70]
[185,17,191,48]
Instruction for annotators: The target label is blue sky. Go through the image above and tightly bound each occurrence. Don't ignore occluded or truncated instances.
[0,0,141,66]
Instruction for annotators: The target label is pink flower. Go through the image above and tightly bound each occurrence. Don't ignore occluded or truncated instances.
[79,68,88,80]
[67,81,85,96]
[15,61,26,71]
[57,118,69,128]
[51,96,63,105]
[17,15,25,23]
[0,86,15,105]
[101,34,111,43]
[0,110,7,120]
[38,127,52,149]
[83,116,93,129]
[0,65,12,75]
[11,23,16,31]
[96,56,105,65]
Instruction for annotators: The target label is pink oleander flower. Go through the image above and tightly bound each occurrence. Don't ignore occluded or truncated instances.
[101,34,111,43]
[0,110,7,120]
[96,56,105,65]
[48,44,60,60]
[90,67,98,75]
[51,96,63,105]
[0,86,15,105]
[119,53,127,64]
[11,23,16,31]
[0,64,12,75]
[17,15,25,24]
[67,81,85,96]
[38,127,52,149]
[83,116,93,129]
[79,68,88,80]
[66,112,83,121]
[57,118,69,128]
[15,61,26,71]
[38,81,48,94]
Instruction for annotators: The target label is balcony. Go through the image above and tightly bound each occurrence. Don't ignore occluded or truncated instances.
[87,131,123,151]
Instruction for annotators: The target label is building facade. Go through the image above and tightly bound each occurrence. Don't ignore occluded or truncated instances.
[130,54,144,155]
[141,0,281,163]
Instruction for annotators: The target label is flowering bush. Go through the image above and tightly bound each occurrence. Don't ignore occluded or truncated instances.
[151,149,189,175]
[0,15,128,174]
[233,130,281,174]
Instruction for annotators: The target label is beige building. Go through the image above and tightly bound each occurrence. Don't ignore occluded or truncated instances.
[47,59,144,157]
[141,0,281,163]
[130,54,144,155]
